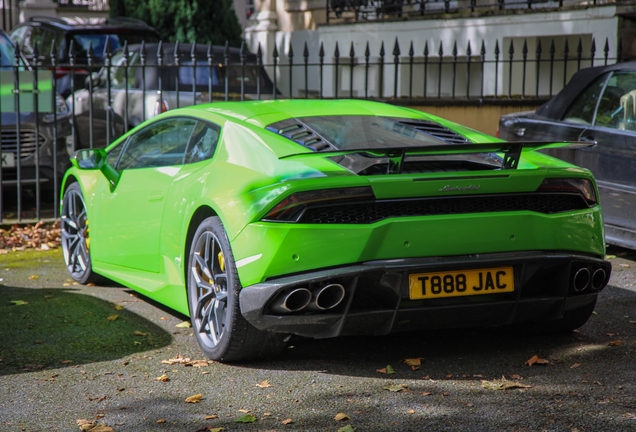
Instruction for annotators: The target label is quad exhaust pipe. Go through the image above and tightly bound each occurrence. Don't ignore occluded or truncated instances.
[270,283,346,314]
[591,268,607,290]
[573,267,591,292]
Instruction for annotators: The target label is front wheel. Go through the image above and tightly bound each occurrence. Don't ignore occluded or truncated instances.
[187,216,287,362]
[61,182,99,284]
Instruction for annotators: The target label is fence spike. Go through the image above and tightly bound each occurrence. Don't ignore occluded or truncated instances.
[604,38,610,55]
[590,38,596,58]
[409,41,414,57]
[87,41,94,59]
[393,37,400,56]
[240,40,247,58]
[480,40,486,59]
[206,41,213,62]
[303,41,309,59]
[563,38,569,56]
[103,35,112,58]
[466,40,472,57]
[424,40,429,57]
[379,41,385,57]
[33,40,39,58]
[224,40,230,62]
[174,40,180,65]
[288,41,294,59]
[68,39,75,62]
[452,40,458,58]
[536,39,542,56]
[522,39,528,56]
[438,41,444,57]
[190,41,196,58]
[50,38,57,61]
[334,41,340,59]
[577,38,582,55]
[157,40,163,59]
[365,41,370,58]
[122,40,128,58]
[273,42,279,59]
[319,41,324,58]
[350,41,355,57]
[508,40,514,55]
[257,42,262,59]
[494,40,499,56]
[549,38,555,56]
[140,40,146,58]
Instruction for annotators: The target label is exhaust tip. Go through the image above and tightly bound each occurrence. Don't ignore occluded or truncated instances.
[573,267,591,292]
[270,288,312,314]
[306,283,346,312]
[591,268,607,290]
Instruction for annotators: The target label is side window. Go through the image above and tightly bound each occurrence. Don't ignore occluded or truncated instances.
[106,141,125,166]
[184,121,221,164]
[15,26,34,56]
[22,26,51,57]
[595,72,636,131]
[117,118,196,169]
[563,73,610,125]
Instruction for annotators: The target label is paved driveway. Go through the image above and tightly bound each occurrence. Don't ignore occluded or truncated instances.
[1,248,635,432]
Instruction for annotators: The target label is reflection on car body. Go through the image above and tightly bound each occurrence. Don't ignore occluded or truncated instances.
[61,100,611,362]
[499,62,636,250]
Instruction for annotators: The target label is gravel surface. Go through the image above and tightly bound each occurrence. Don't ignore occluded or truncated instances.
[1,247,635,432]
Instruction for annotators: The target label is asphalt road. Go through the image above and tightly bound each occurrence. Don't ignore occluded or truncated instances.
[1,247,636,432]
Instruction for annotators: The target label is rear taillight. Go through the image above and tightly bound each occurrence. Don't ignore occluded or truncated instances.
[153,99,169,116]
[262,186,375,222]
[536,178,597,206]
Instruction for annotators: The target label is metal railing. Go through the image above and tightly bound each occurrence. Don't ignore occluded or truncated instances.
[327,0,625,23]
[0,34,623,223]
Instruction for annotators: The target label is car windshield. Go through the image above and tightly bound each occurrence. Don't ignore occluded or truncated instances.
[71,33,160,61]
[296,116,449,149]
[0,33,16,68]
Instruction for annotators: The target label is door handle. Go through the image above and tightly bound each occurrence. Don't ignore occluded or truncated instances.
[148,192,164,202]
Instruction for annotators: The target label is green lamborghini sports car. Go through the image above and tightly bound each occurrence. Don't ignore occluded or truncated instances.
[60,99,611,362]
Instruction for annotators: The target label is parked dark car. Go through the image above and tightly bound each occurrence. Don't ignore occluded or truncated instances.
[498,62,636,250]
[69,42,277,149]
[0,28,72,195]
[9,16,160,97]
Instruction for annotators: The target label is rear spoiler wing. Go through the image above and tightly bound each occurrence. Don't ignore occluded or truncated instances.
[279,141,594,172]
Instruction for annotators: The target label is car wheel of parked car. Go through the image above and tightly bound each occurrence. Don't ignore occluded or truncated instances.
[188,216,287,362]
[61,183,99,284]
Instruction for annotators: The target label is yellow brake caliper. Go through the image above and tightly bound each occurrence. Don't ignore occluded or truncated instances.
[218,251,225,272]
[85,219,90,250]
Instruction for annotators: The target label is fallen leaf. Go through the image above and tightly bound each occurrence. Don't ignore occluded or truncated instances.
[377,365,397,374]
[446,374,453,378]
[185,394,203,403]
[106,314,118,321]
[10,300,28,306]
[334,413,350,421]
[570,363,581,369]
[525,355,549,366]
[44,295,54,298]
[155,374,169,382]
[608,340,622,346]
[114,305,124,310]
[76,419,96,431]
[384,384,408,392]
[209,429,224,432]
[204,415,219,420]
[403,358,424,367]
[408,409,415,413]
[282,418,293,424]
[605,255,616,259]
[134,331,148,336]
[509,374,523,379]
[28,275,38,280]
[157,419,166,423]
[256,380,272,388]
[87,282,96,287]
[61,360,72,364]
[482,376,532,390]
[238,409,250,413]
[176,321,192,328]
[233,414,256,423]
[338,426,355,432]
[422,392,432,396]
[160,317,168,320]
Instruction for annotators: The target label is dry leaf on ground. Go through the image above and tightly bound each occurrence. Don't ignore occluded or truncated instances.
[106,315,118,321]
[402,358,424,370]
[384,384,408,392]
[525,355,549,366]
[204,414,219,420]
[255,380,272,388]
[338,425,355,432]
[10,300,28,305]
[28,275,38,280]
[233,414,256,423]
[155,374,169,382]
[509,374,523,379]
[570,363,581,369]
[608,340,622,346]
[482,376,532,390]
[157,419,166,423]
[176,321,192,328]
[377,365,397,374]
[134,331,148,336]
[282,418,293,424]
[334,413,350,421]
[114,305,124,310]
[185,394,203,403]
[76,420,115,432]
[0,222,61,252]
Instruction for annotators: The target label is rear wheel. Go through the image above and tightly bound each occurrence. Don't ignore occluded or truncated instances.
[187,216,287,362]
[61,183,99,284]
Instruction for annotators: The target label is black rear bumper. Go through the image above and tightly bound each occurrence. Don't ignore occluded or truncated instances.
[239,251,611,338]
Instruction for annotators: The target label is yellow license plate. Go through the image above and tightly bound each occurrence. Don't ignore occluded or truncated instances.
[409,267,514,299]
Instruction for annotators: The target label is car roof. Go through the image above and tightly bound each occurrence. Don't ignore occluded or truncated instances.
[536,61,636,119]
[186,99,428,127]
[16,16,159,34]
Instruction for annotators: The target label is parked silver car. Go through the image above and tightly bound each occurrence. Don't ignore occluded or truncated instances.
[69,42,277,149]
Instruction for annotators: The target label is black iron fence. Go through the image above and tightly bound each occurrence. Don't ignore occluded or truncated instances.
[0,34,623,223]
[327,0,626,23]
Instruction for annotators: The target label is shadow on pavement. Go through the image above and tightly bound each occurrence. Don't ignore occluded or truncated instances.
[0,284,173,376]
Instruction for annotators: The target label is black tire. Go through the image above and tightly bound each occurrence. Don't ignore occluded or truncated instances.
[187,216,287,362]
[61,182,99,284]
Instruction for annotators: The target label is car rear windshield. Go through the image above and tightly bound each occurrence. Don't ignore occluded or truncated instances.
[296,116,448,149]
[70,32,160,61]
